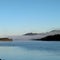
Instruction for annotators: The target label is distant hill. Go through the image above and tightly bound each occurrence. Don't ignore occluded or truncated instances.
[40,34,60,41]
[0,38,12,41]
[24,30,60,36]
[8,30,60,41]
[33,34,60,41]
[24,33,38,36]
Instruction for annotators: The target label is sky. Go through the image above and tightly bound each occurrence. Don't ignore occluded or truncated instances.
[0,0,60,36]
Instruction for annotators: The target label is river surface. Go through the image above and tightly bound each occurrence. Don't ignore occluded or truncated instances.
[0,41,60,60]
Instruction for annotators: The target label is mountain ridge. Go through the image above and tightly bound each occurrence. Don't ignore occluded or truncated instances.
[8,30,60,41]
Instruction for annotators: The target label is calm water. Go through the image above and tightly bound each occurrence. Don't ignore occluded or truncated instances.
[0,41,60,60]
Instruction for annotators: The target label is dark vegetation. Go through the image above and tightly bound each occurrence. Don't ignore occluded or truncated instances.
[33,34,60,41]
[0,38,12,41]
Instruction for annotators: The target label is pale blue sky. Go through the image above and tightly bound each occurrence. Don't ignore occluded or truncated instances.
[0,0,60,36]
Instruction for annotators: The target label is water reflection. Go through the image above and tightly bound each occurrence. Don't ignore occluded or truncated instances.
[0,41,60,60]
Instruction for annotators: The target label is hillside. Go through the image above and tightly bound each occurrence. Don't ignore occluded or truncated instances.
[8,30,60,41]
[33,34,60,41]
[0,38,12,41]
[40,34,60,41]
